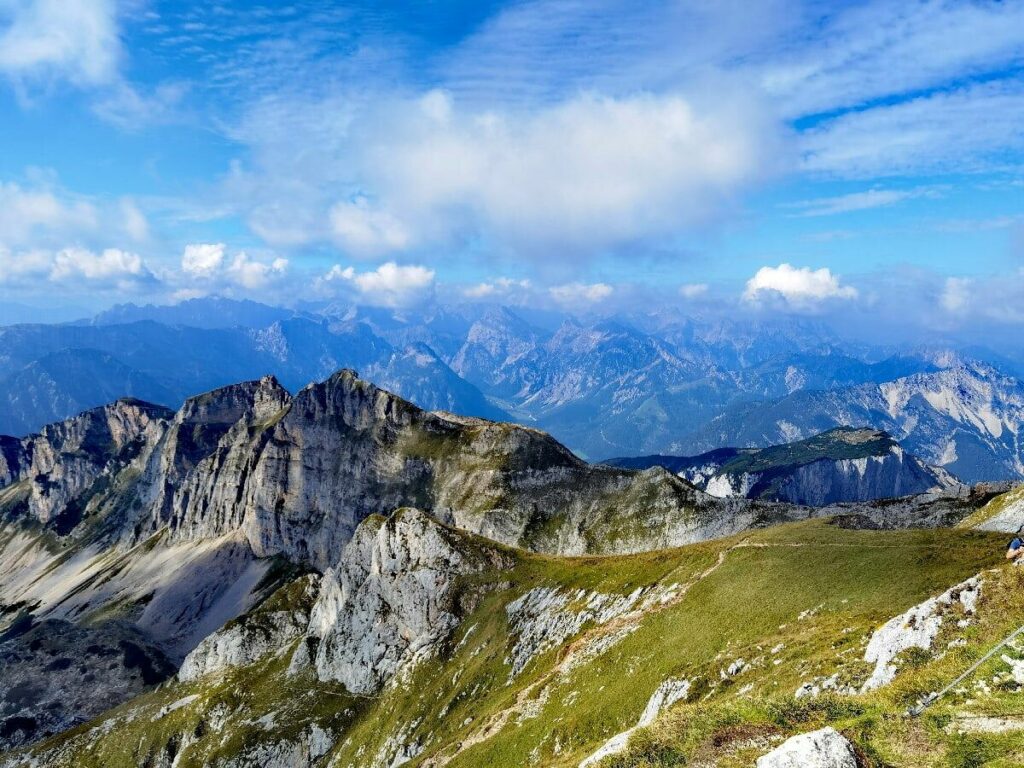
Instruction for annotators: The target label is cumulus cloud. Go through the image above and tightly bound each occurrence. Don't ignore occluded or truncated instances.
[329,197,412,258]
[463,276,531,299]
[743,263,858,309]
[318,262,435,307]
[549,282,613,304]
[0,0,121,86]
[0,244,155,293]
[179,242,287,290]
[225,252,288,289]
[50,246,144,281]
[232,86,783,259]
[181,242,226,278]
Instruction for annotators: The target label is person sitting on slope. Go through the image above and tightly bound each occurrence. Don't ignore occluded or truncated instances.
[1007,532,1024,564]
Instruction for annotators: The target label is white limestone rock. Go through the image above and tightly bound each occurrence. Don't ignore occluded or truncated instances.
[755,727,858,768]
[305,508,502,695]
[178,574,319,682]
[862,576,981,691]
[505,586,646,678]
[579,678,690,767]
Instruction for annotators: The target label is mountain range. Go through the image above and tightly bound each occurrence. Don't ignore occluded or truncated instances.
[1,369,1022,767]
[0,297,1023,483]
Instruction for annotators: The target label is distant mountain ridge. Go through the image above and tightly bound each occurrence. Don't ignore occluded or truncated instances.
[608,427,959,505]
[1,296,1023,481]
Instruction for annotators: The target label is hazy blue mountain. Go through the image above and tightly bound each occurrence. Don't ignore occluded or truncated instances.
[87,297,298,329]
[0,317,506,435]
[678,364,1024,483]
[0,349,178,436]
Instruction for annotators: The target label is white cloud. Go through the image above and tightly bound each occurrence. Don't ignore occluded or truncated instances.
[50,246,144,281]
[787,186,944,217]
[801,81,1024,177]
[119,197,148,241]
[760,0,1024,119]
[463,276,531,299]
[678,283,709,299]
[0,181,97,245]
[549,282,613,304]
[329,197,411,258]
[179,242,286,290]
[743,263,858,308]
[233,86,783,259]
[181,243,226,278]
[940,276,972,313]
[319,262,435,307]
[224,252,288,290]
[0,0,121,86]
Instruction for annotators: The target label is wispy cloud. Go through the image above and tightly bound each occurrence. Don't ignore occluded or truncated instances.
[786,185,945,217]
[0,0,121,87]
[801,80,1024,177]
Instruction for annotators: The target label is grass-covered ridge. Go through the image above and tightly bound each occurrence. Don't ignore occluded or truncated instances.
[4,519,1018,768]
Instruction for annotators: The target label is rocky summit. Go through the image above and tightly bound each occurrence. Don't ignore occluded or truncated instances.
[0,370,1022,768]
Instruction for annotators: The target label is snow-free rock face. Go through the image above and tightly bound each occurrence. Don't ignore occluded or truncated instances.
[971,483,1024,533]
[611,427,958,506]
[579,678,691,767]
[144,369,773,567]
[178,574,319,682]
[862,577,981,691]
[303,508,508,695]
[7,399,171,531]
[755,727,858,768]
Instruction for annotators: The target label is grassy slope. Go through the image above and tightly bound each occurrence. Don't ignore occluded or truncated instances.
[958,484,1024,530]
[6,520,1018,768]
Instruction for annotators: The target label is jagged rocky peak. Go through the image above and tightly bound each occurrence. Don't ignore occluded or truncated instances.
[5,398,172,529]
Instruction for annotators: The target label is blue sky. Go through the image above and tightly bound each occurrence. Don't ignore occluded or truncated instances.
[0,0,1023,341]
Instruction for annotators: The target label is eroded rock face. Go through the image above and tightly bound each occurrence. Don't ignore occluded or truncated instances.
[304,508,506,695]
[151,369,761,567]
[862,577,981,691]
[10,399,171,532]
[178,574,319,683]
[755,727,858,768]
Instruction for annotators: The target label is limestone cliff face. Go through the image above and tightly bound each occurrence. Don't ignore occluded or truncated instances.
[153,370,756,567]
[301,508,506,695]
[1,369,775,569]
[707,447,957,506]
[2,398,171,531]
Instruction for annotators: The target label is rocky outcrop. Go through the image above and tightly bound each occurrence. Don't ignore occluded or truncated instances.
[755,727,858,768]
[142,369,773,567]
[505,586,648,677]
[862,577,981,691]
[302,508,507,695]
[178,574,319,682]
[2,399,171,533]
[579,678,691,767]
